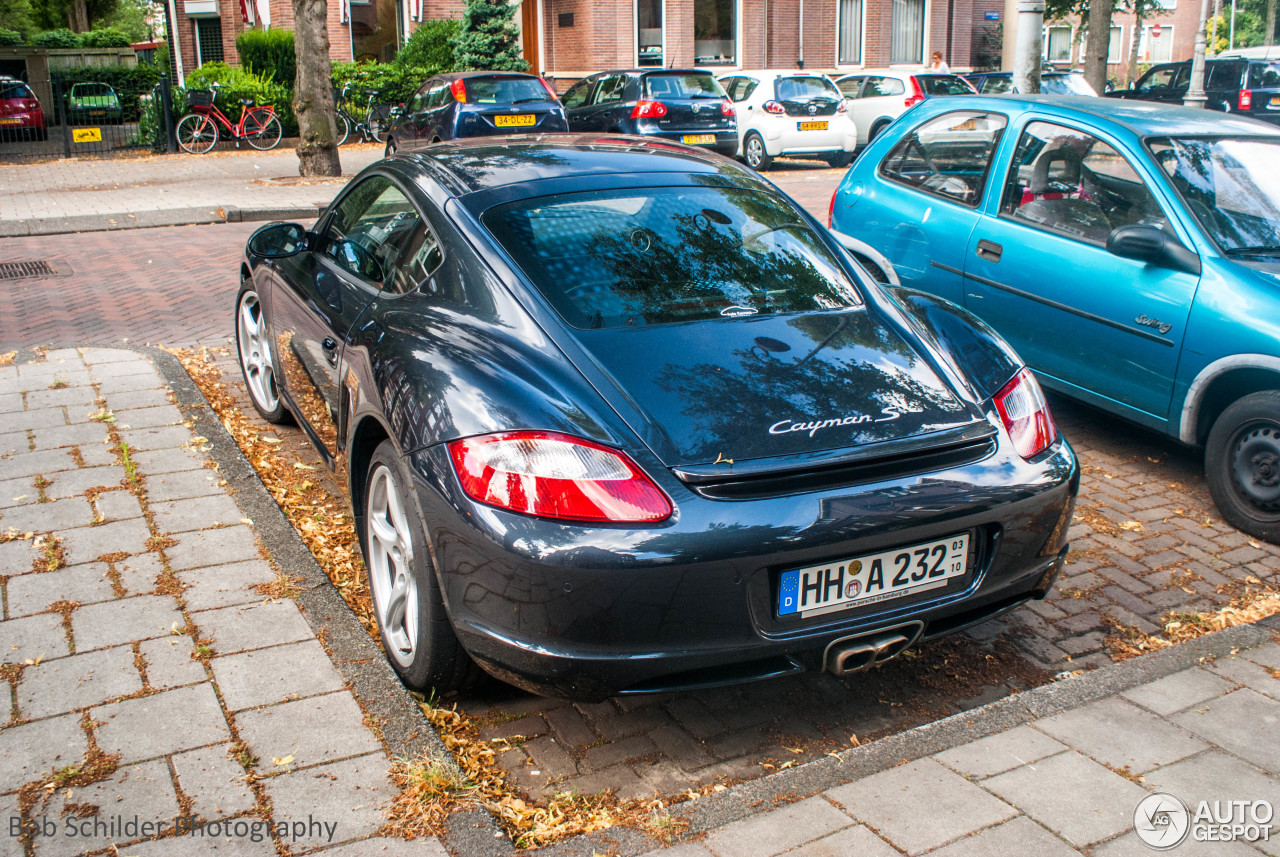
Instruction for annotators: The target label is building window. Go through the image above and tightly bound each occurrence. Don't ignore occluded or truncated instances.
[1140,24,1173,62]
[1079,25,1124,63]
[195,17,224,65]
[890,0,924,65]
[1045,25,1072,62]
[838,0,863,64]
[694,0,735,65]
[638,0,662,66]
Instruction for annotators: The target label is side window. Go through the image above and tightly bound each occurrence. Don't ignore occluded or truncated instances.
[1207,62,1243,90]
[408,85,429,113]
[323,176,422,285]
[389,220,445,296]
[426,82,450,109]
[719,77,738,99]
[999,121,1167,246]
[1248,63,1280,88]
[562,79,592,109]
[879,110,1008,206]
[981,77,1013,94]
[865,76,905,97]
[595,75,625,104]
[837,77,864,98]
[1138,66,1178,92]
[740,78,759,101]
[1172,66,1191,93]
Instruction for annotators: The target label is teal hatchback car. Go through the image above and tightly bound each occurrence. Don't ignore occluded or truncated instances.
[830,95,1280,542]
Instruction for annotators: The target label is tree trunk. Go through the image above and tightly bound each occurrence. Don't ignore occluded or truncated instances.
[1268,0,1277,45]
[293,0,341,177]
[1126,3,1144,88]
[67,0,90,32]
[1083,0,1113,96]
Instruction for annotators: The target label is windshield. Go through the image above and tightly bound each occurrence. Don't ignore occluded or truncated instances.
[1148,136,1280,255]
[483,186,862,329]
[0,81,34,100]
[1042,74,1098,96]
[776,76,842,101]
[917,74,977,95]
[1248,63,1280,88]
[463,76,553,104]
[643,73,727,99]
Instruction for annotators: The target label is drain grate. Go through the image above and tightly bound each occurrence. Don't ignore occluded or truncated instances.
[0,260,59,280]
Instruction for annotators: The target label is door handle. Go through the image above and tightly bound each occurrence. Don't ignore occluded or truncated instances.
[322,337,338,366]
[976,239,1003,262]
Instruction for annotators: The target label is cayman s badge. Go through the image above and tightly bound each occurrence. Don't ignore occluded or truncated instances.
[770,409,903,438]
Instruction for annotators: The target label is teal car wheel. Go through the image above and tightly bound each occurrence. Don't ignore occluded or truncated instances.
[1207,391,1280,543]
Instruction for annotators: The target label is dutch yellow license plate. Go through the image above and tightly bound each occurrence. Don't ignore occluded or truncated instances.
[683,134,716,144]
[495,114,535,127]
[799,121,828,131]
[0,117,20,125]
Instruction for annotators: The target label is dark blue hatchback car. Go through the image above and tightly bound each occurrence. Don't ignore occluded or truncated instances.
[384,71,568,155]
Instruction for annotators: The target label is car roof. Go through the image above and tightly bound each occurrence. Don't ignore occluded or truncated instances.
[583,69,713,76]
[926,93,1280,138]
[725,69,838,79]
[435,71,543,81]
[389,134,758,196]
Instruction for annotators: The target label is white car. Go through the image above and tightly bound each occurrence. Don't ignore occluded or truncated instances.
[834,69,977,146]
[717,71,857,170]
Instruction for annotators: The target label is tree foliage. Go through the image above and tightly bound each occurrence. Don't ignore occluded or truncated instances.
[396,17,459,70]
[451,0,528,71]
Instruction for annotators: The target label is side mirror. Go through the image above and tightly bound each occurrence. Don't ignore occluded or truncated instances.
[1107,225,1201,276]
[248,222,307,258]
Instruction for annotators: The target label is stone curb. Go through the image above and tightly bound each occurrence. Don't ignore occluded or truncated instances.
[0,204,327,237]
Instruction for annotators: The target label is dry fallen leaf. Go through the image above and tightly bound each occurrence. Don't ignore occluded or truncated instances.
[273,755,294,766]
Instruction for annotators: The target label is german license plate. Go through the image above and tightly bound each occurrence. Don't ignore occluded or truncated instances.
[495,114,535,127]
[799,121,828,131]
[778,533,970,618]
[683,133,715,144]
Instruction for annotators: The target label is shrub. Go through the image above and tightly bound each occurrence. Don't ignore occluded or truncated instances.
[396,19,458,71]
[331,60,438,108]
[31,29,82,48]
[186,62,297,136]
[236,28,296,86]
[81,27,132,47]
[0,28,23,46]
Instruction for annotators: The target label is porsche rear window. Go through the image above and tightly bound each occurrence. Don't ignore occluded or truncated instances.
[483,186,862,328]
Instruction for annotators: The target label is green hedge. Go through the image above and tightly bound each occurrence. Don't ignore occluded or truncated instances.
[331,61,439,109]
[31,29,81,48]
[0,28,23,46]
[80,27,132,47]
[236,28,295,87]
[50,64,164,123]
[185,62,297,137]
[395,18,458,71]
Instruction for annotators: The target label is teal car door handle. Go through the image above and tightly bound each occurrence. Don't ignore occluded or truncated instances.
[976,240,1002,262]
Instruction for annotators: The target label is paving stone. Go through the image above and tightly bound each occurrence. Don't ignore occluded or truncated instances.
[1245,643,1280,671]
[94,683,231,763]
[934,725,1068,779]
[0,611,70,664]
[196,600,316,655]
[1033,697,1208,773]
[1122,667,1236,716]
[179,560,277,611]
[262,753,395,848]
[1206,656,1280,702]
[39,760,180,857]
[75,441,118,467]
[634,845,716,857]
[1174,689,1280,773]
[6,562,114,618]
[113,404,185,429]
[0,713,87,788]
[0,537,38,574]
[237,692,382,769]
[0,431,29,457]
[212,639,347,711]
[1144,750,1280,838]
[102,387,177,412]
[0,475,38,508]
[583,734,658,769]
[98,833,279,856]
[18,645,142,718]
[0,495,93,535]
[826,758,1017,855]
[139,635,207,689]
[94,489,145,522]
[27,421,109,450]
[922,816,1080,857]
[145,468,227,502]
[128,446,208,475]
[59,517,152,566]
[152,494,246,534]
[71,595,184,651]
[96,372,166,395]
[24,386,97,410]
[0,793,21,857]
[1092,830,1265,856]
[982,750,1149,848]
[118,424,195,453]
[699,796,853,857]
[172,743,256,820]
[311,836,450,856]
[83,349,146,367]
[0,411,67,438]
[167,526,261,572]
[40,465,127,500]
[115,551,165,596]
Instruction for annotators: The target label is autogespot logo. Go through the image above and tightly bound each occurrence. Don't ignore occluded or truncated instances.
[1135,793,1191,849]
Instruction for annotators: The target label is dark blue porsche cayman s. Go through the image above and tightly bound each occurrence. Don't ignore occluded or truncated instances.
[236,135,1079,701]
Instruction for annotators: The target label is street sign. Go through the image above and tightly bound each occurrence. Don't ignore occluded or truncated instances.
[1152,24,1163,37]
[984,10,1000,20]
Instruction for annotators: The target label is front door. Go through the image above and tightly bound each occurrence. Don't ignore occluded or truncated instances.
[962,118,1199,423]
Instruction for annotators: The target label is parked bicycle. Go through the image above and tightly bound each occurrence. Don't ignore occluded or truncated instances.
[176,83,282,154]
[333,83,394,146]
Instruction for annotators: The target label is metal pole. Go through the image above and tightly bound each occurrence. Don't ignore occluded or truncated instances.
[1230,0,1237,49]
[1012,0,1044,93]
[1185,0,1212,107]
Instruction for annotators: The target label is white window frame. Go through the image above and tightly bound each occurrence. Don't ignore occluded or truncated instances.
[692,0,740,68]
[1078,25,1125,64]
[888,0,928,66]
[835,0,866,68]
[1140,23,1174,62]
[1043,24,1073,62]
[635,0,666,69]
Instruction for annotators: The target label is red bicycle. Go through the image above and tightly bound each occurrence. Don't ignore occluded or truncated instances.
[176,83,282,154]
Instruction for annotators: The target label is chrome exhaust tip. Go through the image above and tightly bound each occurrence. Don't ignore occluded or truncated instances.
[823,621,924,676]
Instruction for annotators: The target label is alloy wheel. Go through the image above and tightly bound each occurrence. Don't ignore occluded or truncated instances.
[236,291,280,413]
[367,464,420,667]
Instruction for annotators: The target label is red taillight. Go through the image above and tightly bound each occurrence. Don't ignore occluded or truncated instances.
[448,431,673,523]
[450,79,467,103]
[721,99,735,117]
[631,99,667,119]
[540,77,559,100]
[836,98,847,113]
[763,100,786,114]
[1239,88,1252,110]
[905,76,925,108]
[993,369,1057,460]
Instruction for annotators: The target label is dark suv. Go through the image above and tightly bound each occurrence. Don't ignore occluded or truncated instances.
[1107,57,1280,125]
[561,69,737,156]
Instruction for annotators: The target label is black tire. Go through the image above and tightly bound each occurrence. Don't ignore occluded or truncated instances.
[744,131,772,171]
[384,136,397,158]
[1206,390,1280,544]
[233,285,290,424]
[868,119,890,143]
[243,112,282,150]
[826,150,853,168]
[361,439,475,693]
[336,111,351,146]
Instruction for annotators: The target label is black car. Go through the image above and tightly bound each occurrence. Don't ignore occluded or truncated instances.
[964,71,1098,96]
[384,71,568,155]
[236,135,1079,700]
[562,69,737,156]
[1107,57,1280,125]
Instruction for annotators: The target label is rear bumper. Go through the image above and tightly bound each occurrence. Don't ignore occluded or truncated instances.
[755,120,858,156]
[624,123,739,156]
